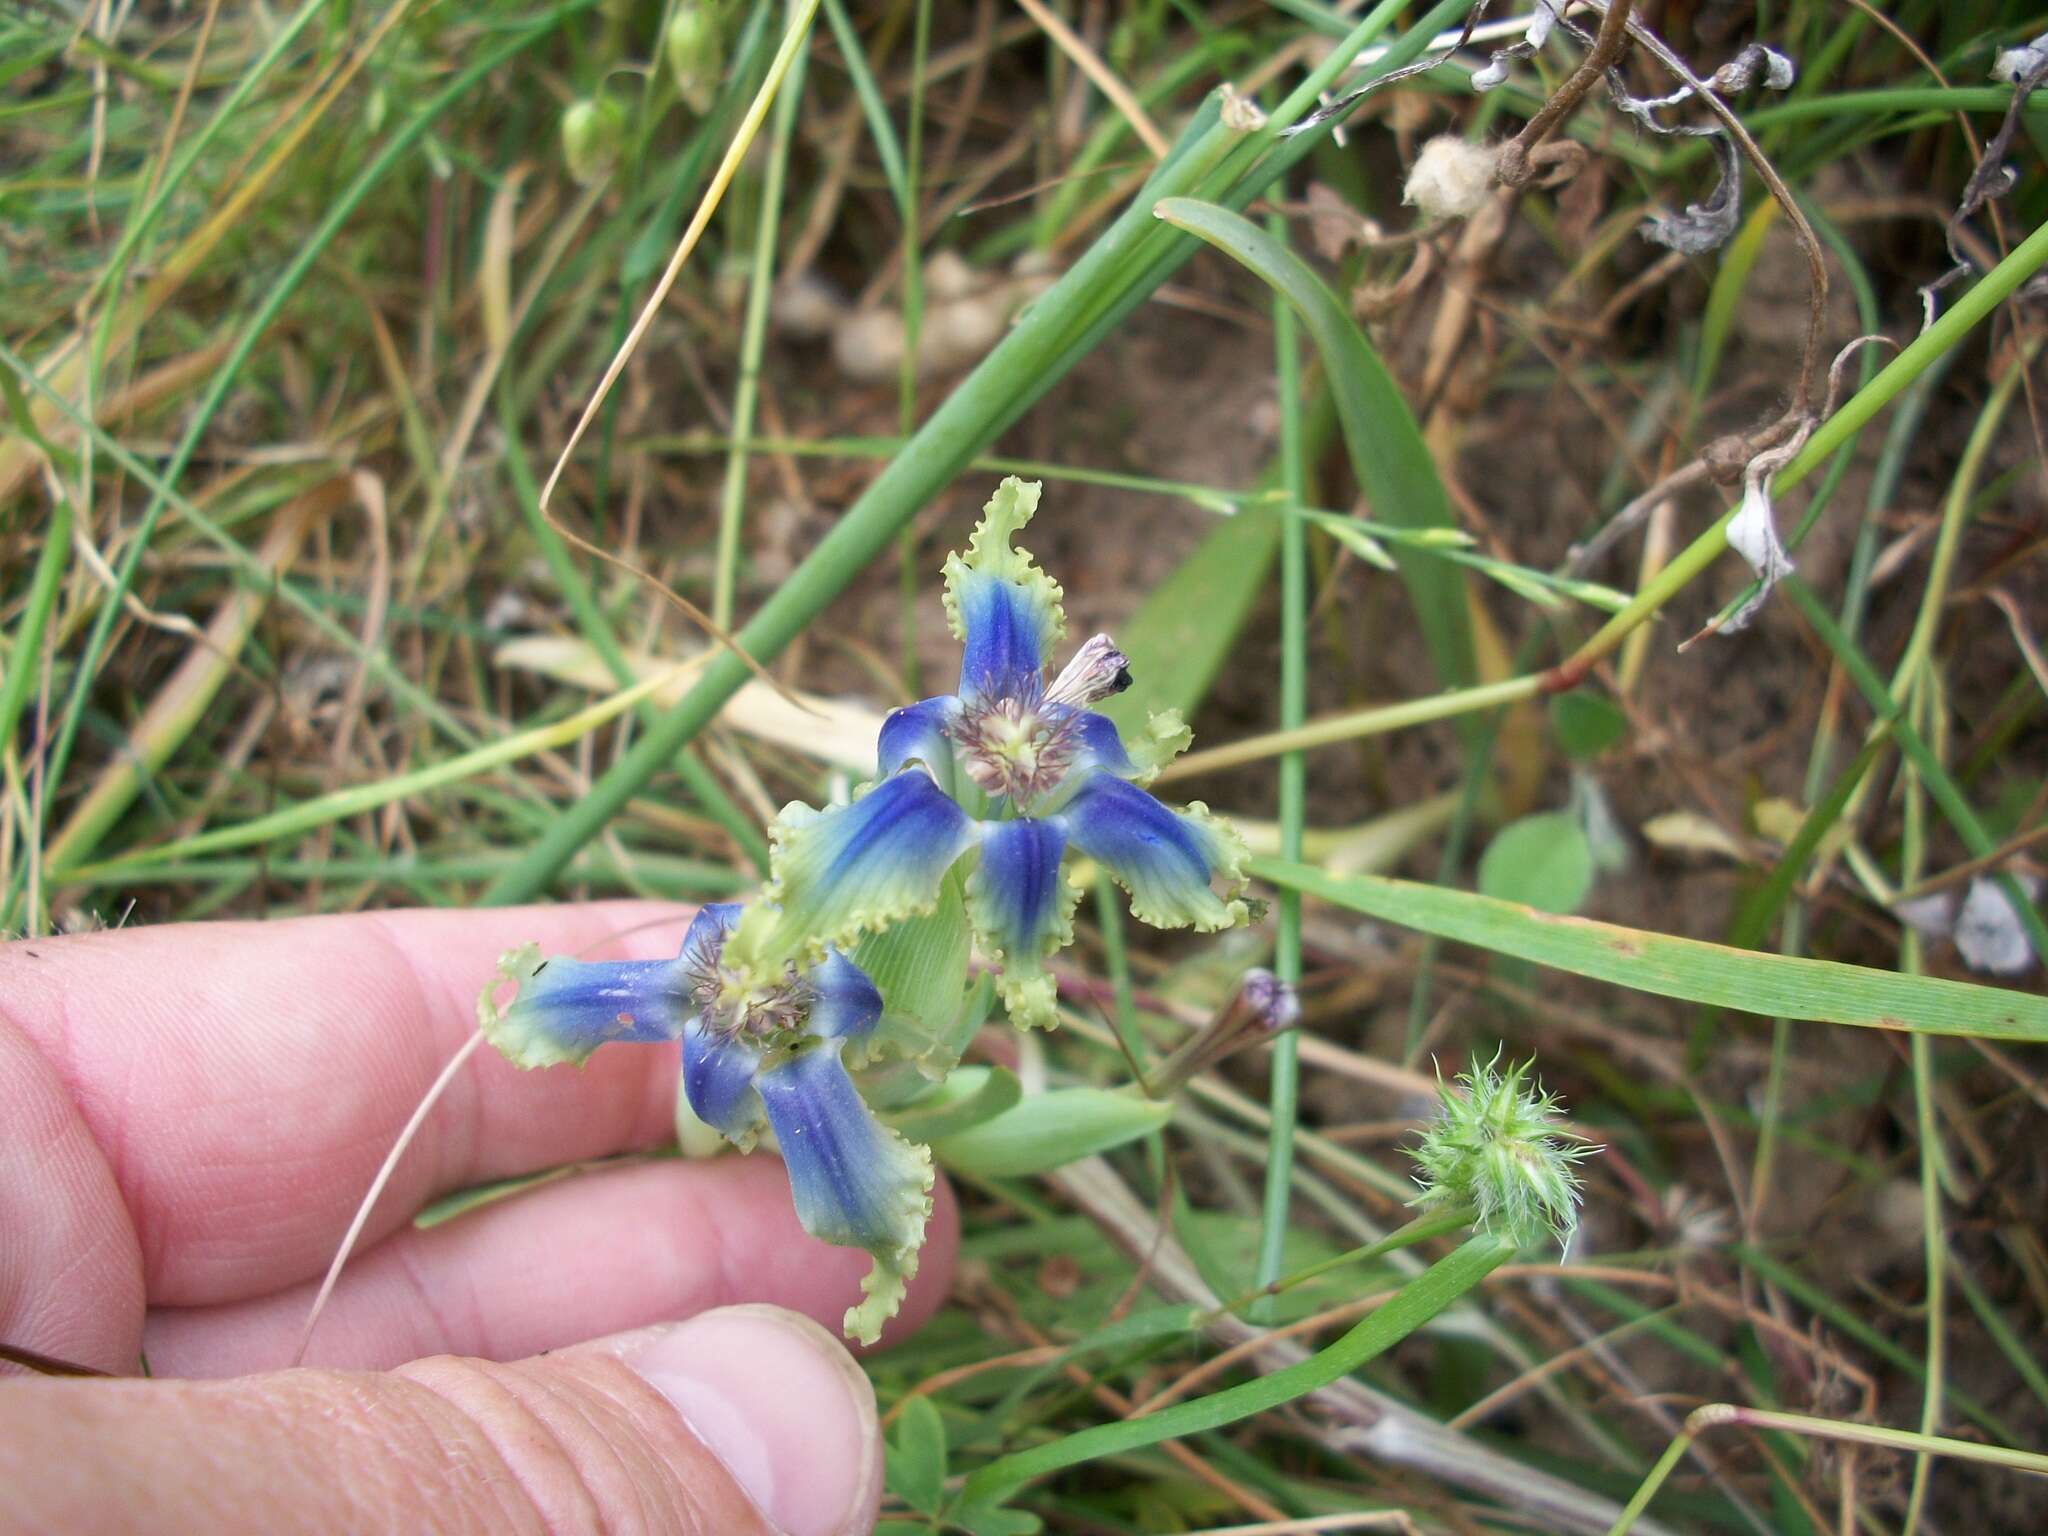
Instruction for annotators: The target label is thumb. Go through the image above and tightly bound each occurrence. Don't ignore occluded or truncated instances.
[0,1304,881,1536]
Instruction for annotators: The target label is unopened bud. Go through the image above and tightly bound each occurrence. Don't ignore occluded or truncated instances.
[561,96,626,186]
[1146,968,1300,1097]
[665,5,725,115]
[1239,968,1300,1033]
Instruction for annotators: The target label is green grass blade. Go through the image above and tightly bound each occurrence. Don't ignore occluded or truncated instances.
[482,0,1473,902]
[1149,197,1476,699]
[960,1232,1514,1505]
[52,665,686,881]
[1250,858,2048,1042]
[36,0,597,875]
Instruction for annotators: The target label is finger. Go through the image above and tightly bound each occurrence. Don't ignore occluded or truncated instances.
[0,903,699,1306]
[0,1014,145,1374]
[0,1304,881,1536]
[143,1156,960,1375]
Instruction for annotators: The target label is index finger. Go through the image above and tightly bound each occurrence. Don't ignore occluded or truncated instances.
[0,903,698,1307]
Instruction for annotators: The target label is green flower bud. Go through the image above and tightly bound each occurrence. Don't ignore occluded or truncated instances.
[560,95,626,186]
[664,4,724,116]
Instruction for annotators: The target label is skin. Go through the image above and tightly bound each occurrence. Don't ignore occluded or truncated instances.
[0,903,958,1535]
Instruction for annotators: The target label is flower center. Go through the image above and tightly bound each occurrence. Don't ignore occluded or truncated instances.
[950,695,1075,805]
[689,938,811,1040]
[947,632,1132,806]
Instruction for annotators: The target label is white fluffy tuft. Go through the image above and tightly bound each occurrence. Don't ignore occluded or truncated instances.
[1403,136,1500,221]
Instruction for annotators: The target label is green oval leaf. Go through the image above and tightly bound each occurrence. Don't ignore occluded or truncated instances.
[1549,691,1627,760]
[882,1065,1024,1143]
[884,1395,947,1516]
[1477,812,1594,915]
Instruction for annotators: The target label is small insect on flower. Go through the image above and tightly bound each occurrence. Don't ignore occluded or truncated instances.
[720,476,1251,1029]
[479,905,931,1345]
[1410,1053,1596,1256]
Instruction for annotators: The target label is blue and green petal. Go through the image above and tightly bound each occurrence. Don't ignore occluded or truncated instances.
[942,477,1066,704]
[725,770,978,987]
[877,694,961,784]
[479,943,689,1068]
[1055,776,1250,932]
[755,1038,935,1345]
[681,1023,765,1146]
[966,818,1081,1030]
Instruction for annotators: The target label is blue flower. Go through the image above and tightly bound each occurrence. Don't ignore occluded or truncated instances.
[724,478,1249,1027]
[479,903,932,1344]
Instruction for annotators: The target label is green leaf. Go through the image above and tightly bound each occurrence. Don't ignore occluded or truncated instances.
[854,869,975,1074]
[1098,502,1278,737]
[953,1507,1043,1536]
[1549,691,1627,760]
[930,1086,1173,1178]
[885,1395,947,1515]
[1477,813,1594,915]
[883,1066,1024,1143]
[1152,197,1476,707]
[1252,857,2048,1041]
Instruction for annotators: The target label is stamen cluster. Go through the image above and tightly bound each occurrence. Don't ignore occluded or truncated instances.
[686,943,811,1041]
[945,635,1131,808]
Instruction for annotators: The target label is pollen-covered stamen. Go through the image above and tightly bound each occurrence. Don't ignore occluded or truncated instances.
[688,927,815,1040]
[948,691,1087,805]
[1044,633,1132,708]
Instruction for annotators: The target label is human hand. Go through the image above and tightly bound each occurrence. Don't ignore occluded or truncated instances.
[0,903,958,1534]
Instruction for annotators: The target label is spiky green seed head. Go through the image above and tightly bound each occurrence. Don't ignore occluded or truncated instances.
[1410,1053,1595,1256]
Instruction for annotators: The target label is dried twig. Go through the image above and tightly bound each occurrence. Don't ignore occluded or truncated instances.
[1497,0,1632,187]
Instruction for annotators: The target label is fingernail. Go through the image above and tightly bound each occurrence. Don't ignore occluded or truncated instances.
[625,1304,879,1536]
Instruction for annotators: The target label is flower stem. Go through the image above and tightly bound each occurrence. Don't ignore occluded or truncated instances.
[1253,205,1309,1323]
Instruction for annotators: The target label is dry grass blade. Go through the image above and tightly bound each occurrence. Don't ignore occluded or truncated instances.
[536,0,821,513]
[44,483,327,877]
[1011,0,1170,159]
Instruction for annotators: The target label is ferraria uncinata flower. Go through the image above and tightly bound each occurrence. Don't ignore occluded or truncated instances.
[480,904,930,1343]
[478,477,1253,1341]
[722,477,1251,1028]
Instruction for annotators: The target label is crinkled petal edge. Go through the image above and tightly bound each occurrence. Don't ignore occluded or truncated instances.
[846,1132,935,1346]
[965,828,1084,1032]
[941,477,1065,656]
[478,943,585,1068]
